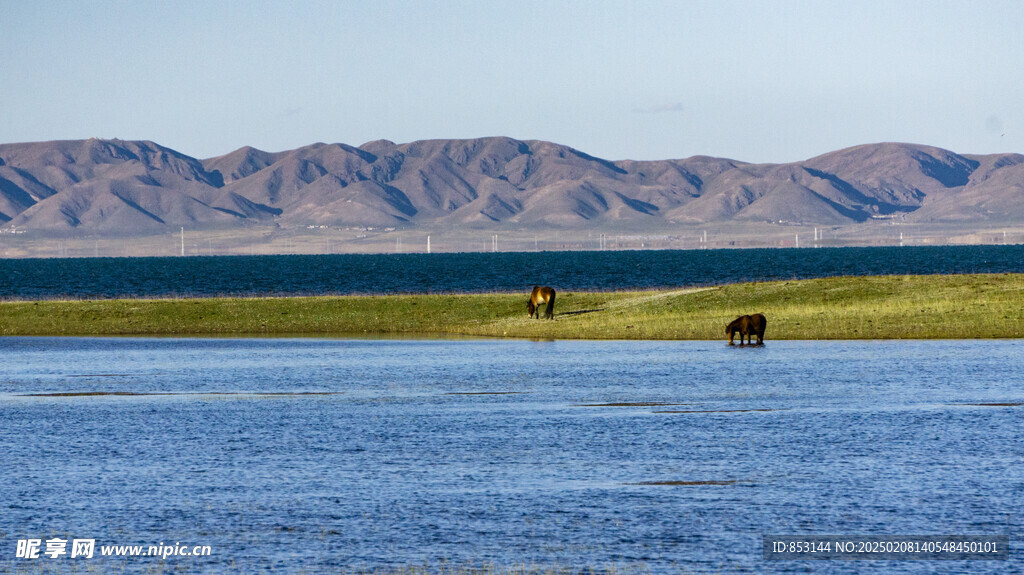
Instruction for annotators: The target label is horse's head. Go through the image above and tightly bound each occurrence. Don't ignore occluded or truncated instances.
[526,300,536,317]
[725,317,742,335]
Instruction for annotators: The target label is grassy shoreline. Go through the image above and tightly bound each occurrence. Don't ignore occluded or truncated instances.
[2,273,1023,339]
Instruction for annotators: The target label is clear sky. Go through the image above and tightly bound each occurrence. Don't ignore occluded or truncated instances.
[2,1,1022,163]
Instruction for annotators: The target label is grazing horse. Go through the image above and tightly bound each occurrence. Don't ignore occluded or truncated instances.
[527,286,556,319]
[726,313,766,345]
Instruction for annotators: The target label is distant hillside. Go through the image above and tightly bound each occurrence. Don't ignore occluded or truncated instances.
[1,137,1022,233]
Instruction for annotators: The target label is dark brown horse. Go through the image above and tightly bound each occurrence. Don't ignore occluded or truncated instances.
[527,286,556,319]
[726,313,766,345]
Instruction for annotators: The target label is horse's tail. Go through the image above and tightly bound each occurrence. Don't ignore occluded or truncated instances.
[545,289,556,318]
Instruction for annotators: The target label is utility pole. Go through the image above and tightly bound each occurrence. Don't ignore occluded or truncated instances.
[427,235,431,253]
[180,227,185,256]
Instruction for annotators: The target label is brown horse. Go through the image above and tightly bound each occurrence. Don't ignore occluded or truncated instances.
[726,313,766,345]
[527,286,556,319]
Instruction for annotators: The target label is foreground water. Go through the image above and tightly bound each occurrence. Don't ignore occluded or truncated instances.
[2,245,1023,299]
[0,338,1020,573]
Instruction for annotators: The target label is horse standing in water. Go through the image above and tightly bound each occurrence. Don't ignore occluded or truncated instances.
[527,286,556,319]
[726,313,767,345]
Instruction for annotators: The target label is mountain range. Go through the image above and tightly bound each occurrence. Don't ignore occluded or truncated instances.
[1,137,1022,233]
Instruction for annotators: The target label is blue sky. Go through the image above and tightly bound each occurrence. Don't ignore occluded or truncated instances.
[2,1,1022,162]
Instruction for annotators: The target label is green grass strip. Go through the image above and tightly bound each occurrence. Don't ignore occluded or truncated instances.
[2,274,1023,339]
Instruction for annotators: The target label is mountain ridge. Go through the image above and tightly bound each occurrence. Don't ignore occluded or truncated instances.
[1,137,1021,233]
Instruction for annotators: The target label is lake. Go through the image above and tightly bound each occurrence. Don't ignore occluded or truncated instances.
[0,337,1019,573]
[1,244,1023,299]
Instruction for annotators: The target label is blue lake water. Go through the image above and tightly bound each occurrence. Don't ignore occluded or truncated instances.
[1,244,1023,299]
[0,337,1020,573]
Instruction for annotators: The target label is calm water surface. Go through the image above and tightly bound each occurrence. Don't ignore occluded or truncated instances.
[2,245,1023,299]
[0,338,1020,573]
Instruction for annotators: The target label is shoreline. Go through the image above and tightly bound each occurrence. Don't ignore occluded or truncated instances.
[2,273,1023,340]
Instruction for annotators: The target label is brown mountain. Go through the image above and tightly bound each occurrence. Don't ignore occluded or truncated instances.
[1,137,1022,233]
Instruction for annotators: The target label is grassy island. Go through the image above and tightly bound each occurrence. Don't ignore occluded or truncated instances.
[1,274,1023,339]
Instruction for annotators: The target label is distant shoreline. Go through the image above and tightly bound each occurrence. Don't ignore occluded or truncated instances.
[2,274,1022,340]
[1,224,1021,259]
